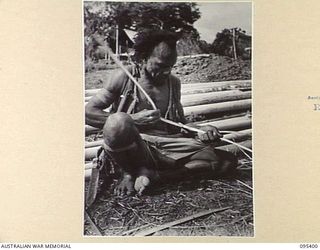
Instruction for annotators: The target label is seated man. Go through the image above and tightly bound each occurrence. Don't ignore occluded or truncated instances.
[85,29,237,196]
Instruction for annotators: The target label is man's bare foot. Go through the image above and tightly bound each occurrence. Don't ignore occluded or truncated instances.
[134,167,159,195]
[114,174,135,196]
[134,176,151,195]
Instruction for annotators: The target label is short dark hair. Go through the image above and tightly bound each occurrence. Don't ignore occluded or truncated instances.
[133,29,179,62]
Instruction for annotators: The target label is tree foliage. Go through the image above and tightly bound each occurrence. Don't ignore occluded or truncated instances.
[84,2,200,35]
[84,2,202,58]
[212,28,251,59]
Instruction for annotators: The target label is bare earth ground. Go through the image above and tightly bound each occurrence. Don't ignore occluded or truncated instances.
[85,54,251,89]
[84,54,253,236]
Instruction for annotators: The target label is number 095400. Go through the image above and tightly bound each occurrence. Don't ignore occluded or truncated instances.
[300,244,318,248]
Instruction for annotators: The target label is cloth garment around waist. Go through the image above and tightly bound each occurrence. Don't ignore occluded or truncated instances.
[141,133,212,161]
[95,133,214,176]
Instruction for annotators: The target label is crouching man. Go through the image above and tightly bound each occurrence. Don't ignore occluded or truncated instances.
[85,29,238,196]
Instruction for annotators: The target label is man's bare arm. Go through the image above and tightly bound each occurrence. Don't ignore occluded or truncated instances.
[85,68,161,129]
[85,89,114,129]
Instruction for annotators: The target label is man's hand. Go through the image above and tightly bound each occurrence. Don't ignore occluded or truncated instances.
[130,109,160,126]
[197,125,222,143]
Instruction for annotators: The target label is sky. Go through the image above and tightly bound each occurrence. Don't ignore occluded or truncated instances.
[194,2,252,42]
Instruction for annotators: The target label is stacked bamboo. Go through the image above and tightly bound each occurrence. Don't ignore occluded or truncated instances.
[84,80,252,179]
[85,80,252,136]
[85,80,251,98]
[85,128,252,161]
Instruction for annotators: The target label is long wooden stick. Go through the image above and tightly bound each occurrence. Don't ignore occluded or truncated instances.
[85,129,252,148]
[85,115,252,136]
[134,206,231,236]
[104,45,252,153]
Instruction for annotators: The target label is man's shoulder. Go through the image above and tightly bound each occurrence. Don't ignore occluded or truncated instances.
[103,65,135,91]
[169,74,181,89]
[169,74,181,84]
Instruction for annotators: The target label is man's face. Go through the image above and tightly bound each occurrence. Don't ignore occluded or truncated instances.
[144,42,177,82]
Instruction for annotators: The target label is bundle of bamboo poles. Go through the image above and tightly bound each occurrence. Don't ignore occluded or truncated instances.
[84,79,252,179]
[85,80,252,136]
[85,80,251,98]
[85,127,252,161]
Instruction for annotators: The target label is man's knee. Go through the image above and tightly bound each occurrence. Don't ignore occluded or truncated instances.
[103,112,138,149]
[216,150,238,174]
[189,148,238,174]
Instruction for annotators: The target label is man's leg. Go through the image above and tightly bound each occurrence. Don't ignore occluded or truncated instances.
[103,112,157,196]
[186,148,238,175]
[157,148,238,182]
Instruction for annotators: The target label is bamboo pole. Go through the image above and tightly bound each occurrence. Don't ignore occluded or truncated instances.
[197,115,251,130]
[217,140,252,155]
[85,115,252,147]
[181,90,251,107]
[85,113,252,136]
[85,125,101,135]
[85,129,251,149]
[85,90,251,107]
[84,129,252,161]
[184,99,251,117]
[85,80,251,97]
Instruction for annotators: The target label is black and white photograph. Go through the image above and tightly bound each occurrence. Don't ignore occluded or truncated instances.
[83,1,253,236]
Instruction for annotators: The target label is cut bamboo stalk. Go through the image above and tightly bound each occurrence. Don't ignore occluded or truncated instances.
[85,147,100,161]
[85,135,252,161]
[86,125,101,135]
[198,115,251,131]
[85,162,93,170]
[86,140,104,149]
[184,99,251,117]
[85,129,251,149]
[181,90,251,107]
[85,80,251,97]
[85,107,252,136]
[85,119,252,148]
[85,90,251,107]
[217,140,252,155]
[181,81,251,95]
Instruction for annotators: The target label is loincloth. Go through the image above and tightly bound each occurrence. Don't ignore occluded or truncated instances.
[98,133,215,176]
[140,133,213,169]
